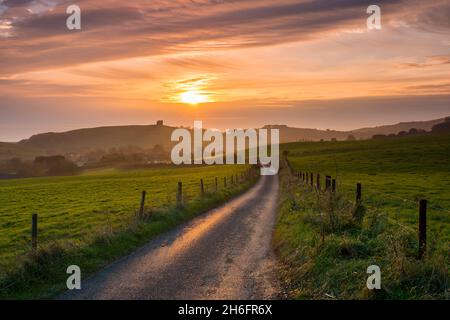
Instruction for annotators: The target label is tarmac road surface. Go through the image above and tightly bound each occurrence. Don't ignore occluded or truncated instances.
[60,175,281,300]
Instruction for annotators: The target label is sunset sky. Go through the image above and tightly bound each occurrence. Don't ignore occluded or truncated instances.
[1,0,449,141]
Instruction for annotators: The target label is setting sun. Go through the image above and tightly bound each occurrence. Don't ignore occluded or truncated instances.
[180,91,209,105]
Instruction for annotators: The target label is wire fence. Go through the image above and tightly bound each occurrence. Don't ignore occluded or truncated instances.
[0,166,259,272]
[286,157,448,258]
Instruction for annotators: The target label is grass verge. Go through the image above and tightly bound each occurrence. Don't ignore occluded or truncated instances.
[273,160,449,300]
[0,167,259,299]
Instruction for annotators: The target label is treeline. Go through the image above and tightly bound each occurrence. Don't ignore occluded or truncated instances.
[0,144,172,178]
[0,155,80,178]
[372,117,450,140]
[69,144,170,167]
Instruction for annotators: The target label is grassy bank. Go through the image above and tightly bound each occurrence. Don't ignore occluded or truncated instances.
[0,164,257,299]
[283,134,450,243]
[274,135,449,299]
[274,164,448,299]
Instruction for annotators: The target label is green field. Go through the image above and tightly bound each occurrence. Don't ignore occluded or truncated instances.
[283,134,450,243]
[275,134,449,299]
[0,164,253,298]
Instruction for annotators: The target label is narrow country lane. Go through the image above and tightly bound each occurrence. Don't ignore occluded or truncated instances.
[59,175,281,300]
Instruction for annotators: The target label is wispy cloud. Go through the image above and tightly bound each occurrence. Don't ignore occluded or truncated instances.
[397,54,450,69]
[3,0,448,74]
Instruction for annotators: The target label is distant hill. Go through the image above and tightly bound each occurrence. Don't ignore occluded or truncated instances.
[350,118,447,139]
[1,117,448,161]
[265,117,449,143]
[263,125,349,143]
[17,123,178,157]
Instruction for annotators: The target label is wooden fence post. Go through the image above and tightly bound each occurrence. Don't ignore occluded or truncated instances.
[419,199,427,259]
[310,173,313,187]
[326,176,331,191]
[139,190,146,217]
[306,173,309,184]
[356,183,362,202]
[332,179,336,193]
[200,179,205,196]
[215,177,218,191]
[177,182,183,207]
[316,174,321,191]
[31,213,38,251]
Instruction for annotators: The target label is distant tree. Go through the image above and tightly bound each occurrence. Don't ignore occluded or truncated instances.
[347,134,356,141]
[397,131,408,136]
[34,155,80,176]
[331,138,337,142]
[431,118,450,134]
[36,155,71,167]
[372,134,387,140]
[149,144,169,161]
[100,153,126,164]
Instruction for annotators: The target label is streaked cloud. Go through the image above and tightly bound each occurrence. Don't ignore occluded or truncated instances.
[3,0,447,74]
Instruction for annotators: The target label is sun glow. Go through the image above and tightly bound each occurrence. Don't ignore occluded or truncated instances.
[180,91,209,105]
